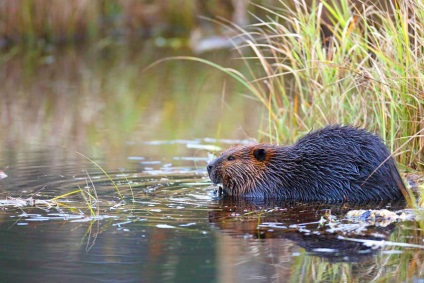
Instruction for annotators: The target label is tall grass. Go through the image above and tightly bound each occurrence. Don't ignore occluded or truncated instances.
[230,0,423,170]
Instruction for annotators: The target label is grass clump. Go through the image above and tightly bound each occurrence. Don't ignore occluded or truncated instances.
[229,0,423,170]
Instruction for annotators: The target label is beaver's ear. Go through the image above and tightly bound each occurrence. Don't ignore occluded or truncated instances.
[253,148,266,161]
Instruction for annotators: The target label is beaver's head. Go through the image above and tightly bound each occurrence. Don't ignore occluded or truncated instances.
[207,144,278,197]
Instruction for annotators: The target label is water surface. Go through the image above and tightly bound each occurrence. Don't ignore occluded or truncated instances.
[0,43,423,283]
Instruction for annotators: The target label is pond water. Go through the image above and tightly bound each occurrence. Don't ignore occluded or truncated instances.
[0,43,423,283]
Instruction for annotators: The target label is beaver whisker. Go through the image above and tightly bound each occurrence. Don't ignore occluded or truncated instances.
[206,125,406,202]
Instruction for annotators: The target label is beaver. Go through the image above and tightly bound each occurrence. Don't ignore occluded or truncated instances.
[207,125,407,202]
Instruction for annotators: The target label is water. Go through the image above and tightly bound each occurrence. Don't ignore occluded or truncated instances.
[0,43,423,283]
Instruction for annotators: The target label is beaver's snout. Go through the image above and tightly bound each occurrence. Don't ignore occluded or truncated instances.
[206,159,221,184]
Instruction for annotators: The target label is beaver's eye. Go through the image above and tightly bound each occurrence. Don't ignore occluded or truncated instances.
[253,148,266,161]
[227,155,235,161]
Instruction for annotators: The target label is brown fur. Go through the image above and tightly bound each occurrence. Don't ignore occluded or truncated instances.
[207,125,406,202]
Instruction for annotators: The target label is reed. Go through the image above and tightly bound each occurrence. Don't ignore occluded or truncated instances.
[227,0,423,170]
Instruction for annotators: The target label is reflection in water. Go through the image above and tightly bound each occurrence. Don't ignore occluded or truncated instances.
[210,198,424,282]
[0,142,217,283]
[0,42,263,169]
[0,142,423,282]
[0,45,423,282]
[0,43,262,282]
[0,213,217,283]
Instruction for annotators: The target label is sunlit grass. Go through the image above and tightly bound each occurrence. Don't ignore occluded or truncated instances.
[228,0,423,172]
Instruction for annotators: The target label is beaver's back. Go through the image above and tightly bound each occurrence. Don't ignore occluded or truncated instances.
[207,125,406,202]
[289,125,406,202]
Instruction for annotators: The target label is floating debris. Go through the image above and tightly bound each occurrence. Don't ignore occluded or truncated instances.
[113,220,133,227]
[338,235,424,249]
[346,209,418,226]
[0,197,52,208]
[0,171,7,179]
[156,224,176,229]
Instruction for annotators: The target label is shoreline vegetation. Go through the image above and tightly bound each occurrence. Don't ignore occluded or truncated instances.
[228,0,423,171]
[0,0,266,47]
[0,0,195,45]
[1,3,423,281]
[0,1,422,188]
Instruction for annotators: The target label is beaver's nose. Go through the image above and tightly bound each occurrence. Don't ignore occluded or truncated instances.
[207,164,213,174]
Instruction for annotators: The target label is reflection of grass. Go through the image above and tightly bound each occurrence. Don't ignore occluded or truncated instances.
[290,259,355,283]
[0,44,261,157]
[287,227,424,282]
[373,222,424,281]
[213,202,424,281]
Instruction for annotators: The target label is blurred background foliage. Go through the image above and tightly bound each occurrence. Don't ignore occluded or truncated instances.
[0,0,276,47]
[0,0,422,170]
[0,1,268,163]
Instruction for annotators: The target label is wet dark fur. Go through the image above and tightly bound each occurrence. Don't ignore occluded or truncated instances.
[207,125,406,202]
